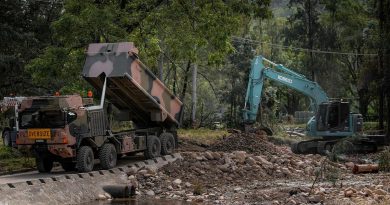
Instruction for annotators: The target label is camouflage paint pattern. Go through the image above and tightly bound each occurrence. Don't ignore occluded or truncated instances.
[0,97,27,113]
[17,95,90,158]
[82,42,183,127]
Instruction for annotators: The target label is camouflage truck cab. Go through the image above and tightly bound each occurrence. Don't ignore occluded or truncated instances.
[16,95,92,172]
[17,42,183,173]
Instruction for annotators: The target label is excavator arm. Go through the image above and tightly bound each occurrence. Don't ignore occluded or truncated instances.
[242,56,328,124]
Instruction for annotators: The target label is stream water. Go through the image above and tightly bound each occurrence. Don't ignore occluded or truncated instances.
[81,198,196,205]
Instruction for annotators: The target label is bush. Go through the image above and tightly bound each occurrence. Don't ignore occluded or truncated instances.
[379,147,390,172]
[193,181,204,195]
[0,146,22,160]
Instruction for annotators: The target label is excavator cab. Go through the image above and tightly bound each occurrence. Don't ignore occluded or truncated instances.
[316,100,350,132]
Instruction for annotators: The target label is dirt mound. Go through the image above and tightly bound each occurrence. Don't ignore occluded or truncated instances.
[209,132,281,156]
[133,151,349,204]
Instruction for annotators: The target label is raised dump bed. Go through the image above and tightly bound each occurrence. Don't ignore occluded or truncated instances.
[82,42,182,127]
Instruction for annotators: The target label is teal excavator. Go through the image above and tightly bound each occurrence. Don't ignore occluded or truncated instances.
[242,56,381,154]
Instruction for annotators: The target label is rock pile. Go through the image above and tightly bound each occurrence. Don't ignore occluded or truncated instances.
[130,151,351,204]
[124,131,390,204]
[210,132,281,156]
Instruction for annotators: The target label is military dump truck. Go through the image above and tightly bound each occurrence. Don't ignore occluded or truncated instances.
[16,42,183,173]
[1,97,27,147]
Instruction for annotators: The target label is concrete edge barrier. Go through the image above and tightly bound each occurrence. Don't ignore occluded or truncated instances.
[0,153,182,189]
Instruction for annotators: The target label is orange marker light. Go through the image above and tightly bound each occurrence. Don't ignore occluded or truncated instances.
[87,90,93,98]
[62,136,68,144]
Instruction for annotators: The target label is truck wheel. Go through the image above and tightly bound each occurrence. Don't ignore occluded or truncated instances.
[2,131,11,147]
[77,146,94,172]
[99,143,117,169]
[160,133,175,155]
[36,156,53,173]
[144,135,161,159]
[60,162,76,172]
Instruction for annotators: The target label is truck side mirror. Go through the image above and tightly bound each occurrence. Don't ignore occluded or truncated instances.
[67,112,77,123]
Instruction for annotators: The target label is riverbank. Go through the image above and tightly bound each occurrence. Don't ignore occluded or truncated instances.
[129,131,390,205]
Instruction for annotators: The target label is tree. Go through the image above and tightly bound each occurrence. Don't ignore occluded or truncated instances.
[0,0,62,97]
[377,0,390,141]
[287,0,322,82]
[27,0,129,94]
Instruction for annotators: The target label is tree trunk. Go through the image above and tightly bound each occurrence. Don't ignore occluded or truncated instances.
[307,0,316,82]
[158,53,164,82]
[385,47,390,142]
[378,0,385,130]
[173,63,177,96]
[387,95,390,144]
[180,60,191,102]
[230,76,235,126]
[358,88,369,118]
[379,89,385,130]
[191,63,198,128]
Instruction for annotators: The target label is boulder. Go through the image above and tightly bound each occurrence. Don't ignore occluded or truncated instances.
[146,190,155,196]
[245,157,257,166]
[173,178,182,185]
[373,189,387,195]
[204,152,214,160]
[212,152,222,160]
[233,151,247,163]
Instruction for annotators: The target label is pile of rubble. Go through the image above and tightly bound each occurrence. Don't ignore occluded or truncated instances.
[122,131,390,204]
[210,132,282,156]
[129,150,348,204]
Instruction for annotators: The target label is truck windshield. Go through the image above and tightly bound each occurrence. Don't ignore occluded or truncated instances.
[19,110,65,128]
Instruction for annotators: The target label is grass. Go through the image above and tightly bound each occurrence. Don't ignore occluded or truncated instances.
[266,123,311,145]
[178,128,228,145]
[0,137,35,174]
[0,158,35,173]
[379,147,390,172]
[178,124,311,147]
[364,122,379,131]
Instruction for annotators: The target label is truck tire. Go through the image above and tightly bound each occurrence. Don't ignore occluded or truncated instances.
[77,146,94,172]
[160,133,175,155]
[2,131,11,147]
[99,143,117,169]
[60,162,76,172]
[144,135,161,159]
[36,156,53,173]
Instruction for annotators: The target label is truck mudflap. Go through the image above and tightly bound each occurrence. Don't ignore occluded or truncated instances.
[82,42,183,127]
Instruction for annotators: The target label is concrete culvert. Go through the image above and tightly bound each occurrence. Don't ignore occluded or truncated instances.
[103,185,136,198]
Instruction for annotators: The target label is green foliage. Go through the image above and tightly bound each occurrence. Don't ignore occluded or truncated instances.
[0,0,63,97]
[0,141,35,173]
[0,146,15,159]
[178,128,227,145]
[2,0,389,132]
[364,121,380,131]
[193,180,204,195]
[26,0,128,94]
[379,147,390,172]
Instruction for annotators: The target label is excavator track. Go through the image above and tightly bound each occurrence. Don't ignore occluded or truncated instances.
[291,138,378,155]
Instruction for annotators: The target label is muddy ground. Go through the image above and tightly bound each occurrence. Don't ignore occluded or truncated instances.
[128,132,390,205]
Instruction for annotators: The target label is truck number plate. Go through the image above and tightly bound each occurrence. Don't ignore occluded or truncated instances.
[27,129,51,140]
